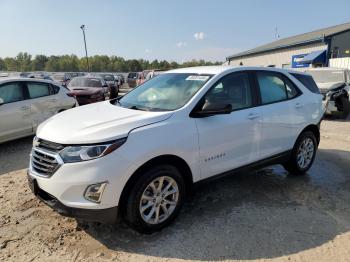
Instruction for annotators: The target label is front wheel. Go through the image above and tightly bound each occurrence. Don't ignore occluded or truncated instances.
[124,165,185,233]
[283,131,317,175]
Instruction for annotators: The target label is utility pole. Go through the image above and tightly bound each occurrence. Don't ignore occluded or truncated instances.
[80,25,90,72]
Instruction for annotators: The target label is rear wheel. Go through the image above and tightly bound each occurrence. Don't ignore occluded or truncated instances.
[124,165,185,233]
[284,131,317,175]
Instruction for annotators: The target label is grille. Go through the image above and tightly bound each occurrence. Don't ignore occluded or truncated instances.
[36,139,64,152]
[31,139,64,177]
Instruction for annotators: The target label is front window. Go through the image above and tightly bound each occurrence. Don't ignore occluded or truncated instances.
[307,70,345,83]
[117,73,212,111]
[68,78,102,88]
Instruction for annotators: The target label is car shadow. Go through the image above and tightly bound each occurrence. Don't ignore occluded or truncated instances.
[0,136,33,175]
[84,148,350,260]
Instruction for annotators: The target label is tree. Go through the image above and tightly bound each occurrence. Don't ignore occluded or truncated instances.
[32,55,48,71]
[45,56,60,72]
[16,52,32,71]
[0,58,6,71]
[0,53,223,72]
[4,57,18,71]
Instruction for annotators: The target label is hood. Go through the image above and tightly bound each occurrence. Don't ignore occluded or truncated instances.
[317,82,345,94]
[36,101,173,144]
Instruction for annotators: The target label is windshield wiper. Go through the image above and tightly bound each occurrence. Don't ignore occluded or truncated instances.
[129,105,147,111]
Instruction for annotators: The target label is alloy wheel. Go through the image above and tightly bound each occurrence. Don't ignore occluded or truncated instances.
[139,176,179,225]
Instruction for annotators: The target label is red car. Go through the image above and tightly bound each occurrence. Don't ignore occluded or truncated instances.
[67,77,109,105]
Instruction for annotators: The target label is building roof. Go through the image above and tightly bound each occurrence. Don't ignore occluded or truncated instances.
[227,22,350,60]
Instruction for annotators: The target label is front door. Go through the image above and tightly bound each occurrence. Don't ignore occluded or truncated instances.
[194,71,262,179]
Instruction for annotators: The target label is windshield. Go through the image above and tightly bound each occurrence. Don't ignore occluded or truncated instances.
[117,73,212,111]
[68,77,102,88]
[307,70,345,83]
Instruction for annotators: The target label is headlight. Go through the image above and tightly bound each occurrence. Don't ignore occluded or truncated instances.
[59,138,126,163]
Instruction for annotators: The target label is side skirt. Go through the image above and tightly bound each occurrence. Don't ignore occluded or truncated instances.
[194,150,292,186]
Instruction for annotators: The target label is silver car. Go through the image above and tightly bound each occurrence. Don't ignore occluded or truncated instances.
[0,78,76,143]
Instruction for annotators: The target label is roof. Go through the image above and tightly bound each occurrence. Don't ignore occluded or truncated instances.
[166,65,309,76]
[227,22,350,60]
[167,66,237,75]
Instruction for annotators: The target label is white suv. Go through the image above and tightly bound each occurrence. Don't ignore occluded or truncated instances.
[27,66,324,233]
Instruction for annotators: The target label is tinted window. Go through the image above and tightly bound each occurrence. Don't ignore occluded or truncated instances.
[0,82,25,104]
[27,82,50,98]
[50,84,60,94]
[205,72,253,111]
[291,73,320,94]
[102,75,115,81]
[257,72,287,104]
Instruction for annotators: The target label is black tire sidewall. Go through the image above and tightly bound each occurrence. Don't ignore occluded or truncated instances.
[125,165,185,233]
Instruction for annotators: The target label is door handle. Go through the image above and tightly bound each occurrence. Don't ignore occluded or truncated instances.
[247,113,260,120]
[20,106,30,111]
[295,102,303,108]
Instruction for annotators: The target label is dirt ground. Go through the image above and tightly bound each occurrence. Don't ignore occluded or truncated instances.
[1,119,350,262]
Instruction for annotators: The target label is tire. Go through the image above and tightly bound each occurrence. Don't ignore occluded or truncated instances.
[124,165,186,233]
[283,131,317,175]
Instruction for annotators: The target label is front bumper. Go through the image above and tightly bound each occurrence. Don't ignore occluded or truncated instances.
[27,171,118,223]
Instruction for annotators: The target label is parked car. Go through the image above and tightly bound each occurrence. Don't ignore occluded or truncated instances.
[115,74,125,85]
[67,76,109,105]
[51,73,71,87]
[97,73,119,99]
[127,72,141,88]
[305,68,350,118]
[28,66,323,233]
[0,78,75,143]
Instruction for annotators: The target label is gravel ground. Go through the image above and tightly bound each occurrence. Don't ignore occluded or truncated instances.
[0,119,350,262]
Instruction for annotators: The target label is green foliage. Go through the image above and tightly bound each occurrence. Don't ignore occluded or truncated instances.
[0,53,222,72]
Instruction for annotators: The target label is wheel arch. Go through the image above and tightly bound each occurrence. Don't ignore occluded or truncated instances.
[298,124,320,145]
[118,154,194,216]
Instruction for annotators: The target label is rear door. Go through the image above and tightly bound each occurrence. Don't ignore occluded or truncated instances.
[26,81,59,129]
[195,71,262,179]
[0,81,32,142]
[254,70,303,159]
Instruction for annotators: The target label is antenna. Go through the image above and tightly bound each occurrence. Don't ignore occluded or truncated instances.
[275,26,280,39]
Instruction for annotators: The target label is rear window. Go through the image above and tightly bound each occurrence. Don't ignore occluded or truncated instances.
[128,73,137,78]
[103,75,115,81]
[291,73,320,94]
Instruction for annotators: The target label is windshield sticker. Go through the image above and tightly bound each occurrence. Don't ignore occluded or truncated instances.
[186,75,210,81]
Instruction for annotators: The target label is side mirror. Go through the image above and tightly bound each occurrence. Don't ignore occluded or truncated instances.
[190,102,232,118]
[0,98,4,106]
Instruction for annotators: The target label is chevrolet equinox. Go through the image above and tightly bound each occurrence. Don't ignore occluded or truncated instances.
[27,66,324,233]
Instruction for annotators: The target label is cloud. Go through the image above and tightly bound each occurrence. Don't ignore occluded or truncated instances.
[145,49,151,53]
[181,47,241,62]
[177,42,187,48]
[193,32,206,40]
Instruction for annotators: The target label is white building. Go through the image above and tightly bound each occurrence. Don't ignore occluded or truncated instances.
[227,22,350,70]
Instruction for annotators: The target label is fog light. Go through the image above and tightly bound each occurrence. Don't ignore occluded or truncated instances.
[84,182,107,203]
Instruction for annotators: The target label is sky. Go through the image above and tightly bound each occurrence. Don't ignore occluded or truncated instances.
[0,0,349,62]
